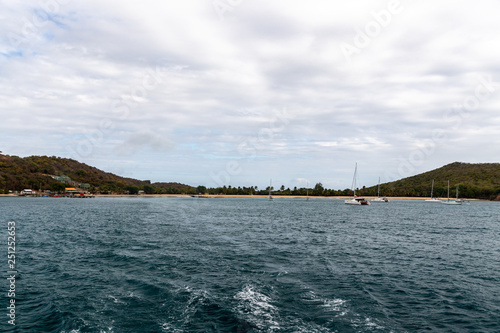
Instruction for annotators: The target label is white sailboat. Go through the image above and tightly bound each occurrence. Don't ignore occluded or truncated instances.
[269,179,274,200]
[425,179,442,203]
[442,181,462,205]
[345,163,370,205]
[455,185,465,204]
[456,186,466,203]
[371,177,389,202]
[306,181,310,201]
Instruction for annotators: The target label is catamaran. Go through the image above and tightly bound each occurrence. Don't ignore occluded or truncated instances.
[442,181,462,205]
[371,177,389,202]
[345,163,370,205]
[425,179,442,203]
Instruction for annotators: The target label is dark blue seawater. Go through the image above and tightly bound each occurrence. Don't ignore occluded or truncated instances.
[1,197,499,332]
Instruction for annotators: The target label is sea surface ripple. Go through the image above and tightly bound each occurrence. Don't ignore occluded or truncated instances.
[1,197,499,332]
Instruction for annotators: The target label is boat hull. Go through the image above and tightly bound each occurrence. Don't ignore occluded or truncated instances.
[442,200,462,205]
[371,198,389,203]
[345,198,370,205]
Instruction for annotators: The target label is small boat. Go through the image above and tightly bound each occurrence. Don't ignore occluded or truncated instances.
[345,163,370,205]
[306,182,310,201]
[371,177,389,202]
[442,181,462,205]
[425,179,442,203]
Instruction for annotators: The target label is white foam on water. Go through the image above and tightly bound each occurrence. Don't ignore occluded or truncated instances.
[107,295,125,304]
[160,322,184,332]
[363,317,385,329]
[299,289,390,331]
[322,298,347,314]
[181,286,212,325]
[302,289,349,316]
[350,316,386,331]
[234,285,280,331]
[283,318,335,333]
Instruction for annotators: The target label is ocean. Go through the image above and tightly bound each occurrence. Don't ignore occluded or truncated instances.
[1,197,499,332]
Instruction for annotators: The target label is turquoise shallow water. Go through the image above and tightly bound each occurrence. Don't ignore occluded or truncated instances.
[1,197,499,332]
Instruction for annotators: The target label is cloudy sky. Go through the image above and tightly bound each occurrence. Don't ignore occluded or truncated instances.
[1,0,499,189]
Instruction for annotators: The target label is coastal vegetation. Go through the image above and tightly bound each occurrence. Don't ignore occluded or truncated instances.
[363,162,500,200]
[0,154,193,194]
[0,154,498,199]
[195,163,500,200]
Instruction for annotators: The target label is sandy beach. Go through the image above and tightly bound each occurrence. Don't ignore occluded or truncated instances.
[92,194,482,201]
[0,193,482,200]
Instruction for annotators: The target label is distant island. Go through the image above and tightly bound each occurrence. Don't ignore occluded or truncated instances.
[0,154,499,200]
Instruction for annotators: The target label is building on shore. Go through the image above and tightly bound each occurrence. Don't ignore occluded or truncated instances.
[20,189,36,196]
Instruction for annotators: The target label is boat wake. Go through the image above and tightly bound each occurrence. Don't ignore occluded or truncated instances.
[234,285,281,331]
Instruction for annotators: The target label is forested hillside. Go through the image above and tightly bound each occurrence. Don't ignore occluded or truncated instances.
[0,154,193,194]
[364,162,500,200]
[1,155,498,199]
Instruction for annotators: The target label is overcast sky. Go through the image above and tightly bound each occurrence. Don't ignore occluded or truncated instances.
[1,0,499,189]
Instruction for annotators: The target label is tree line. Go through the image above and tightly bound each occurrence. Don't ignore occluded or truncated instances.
[1,155,499,200]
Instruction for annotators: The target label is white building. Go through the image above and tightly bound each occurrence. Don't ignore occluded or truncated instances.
[21,189,35,196]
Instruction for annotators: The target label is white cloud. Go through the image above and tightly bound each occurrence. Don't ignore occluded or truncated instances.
[114,130,175,156]
[0,0,499,188]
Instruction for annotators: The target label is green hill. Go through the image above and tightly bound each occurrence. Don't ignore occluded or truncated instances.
[364,162,500,200]
[0,154,193,194]
[1,155,499,199]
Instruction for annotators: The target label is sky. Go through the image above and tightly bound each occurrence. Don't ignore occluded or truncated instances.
[1,0,499,189]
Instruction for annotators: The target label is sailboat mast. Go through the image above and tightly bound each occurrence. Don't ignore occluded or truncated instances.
[351,163,357,196]
[377,177,380,197]
[430,179,434,198]
[447,180,450,200]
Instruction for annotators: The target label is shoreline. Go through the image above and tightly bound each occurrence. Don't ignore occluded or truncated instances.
[0,193,484,201]
[94,194,483,201]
